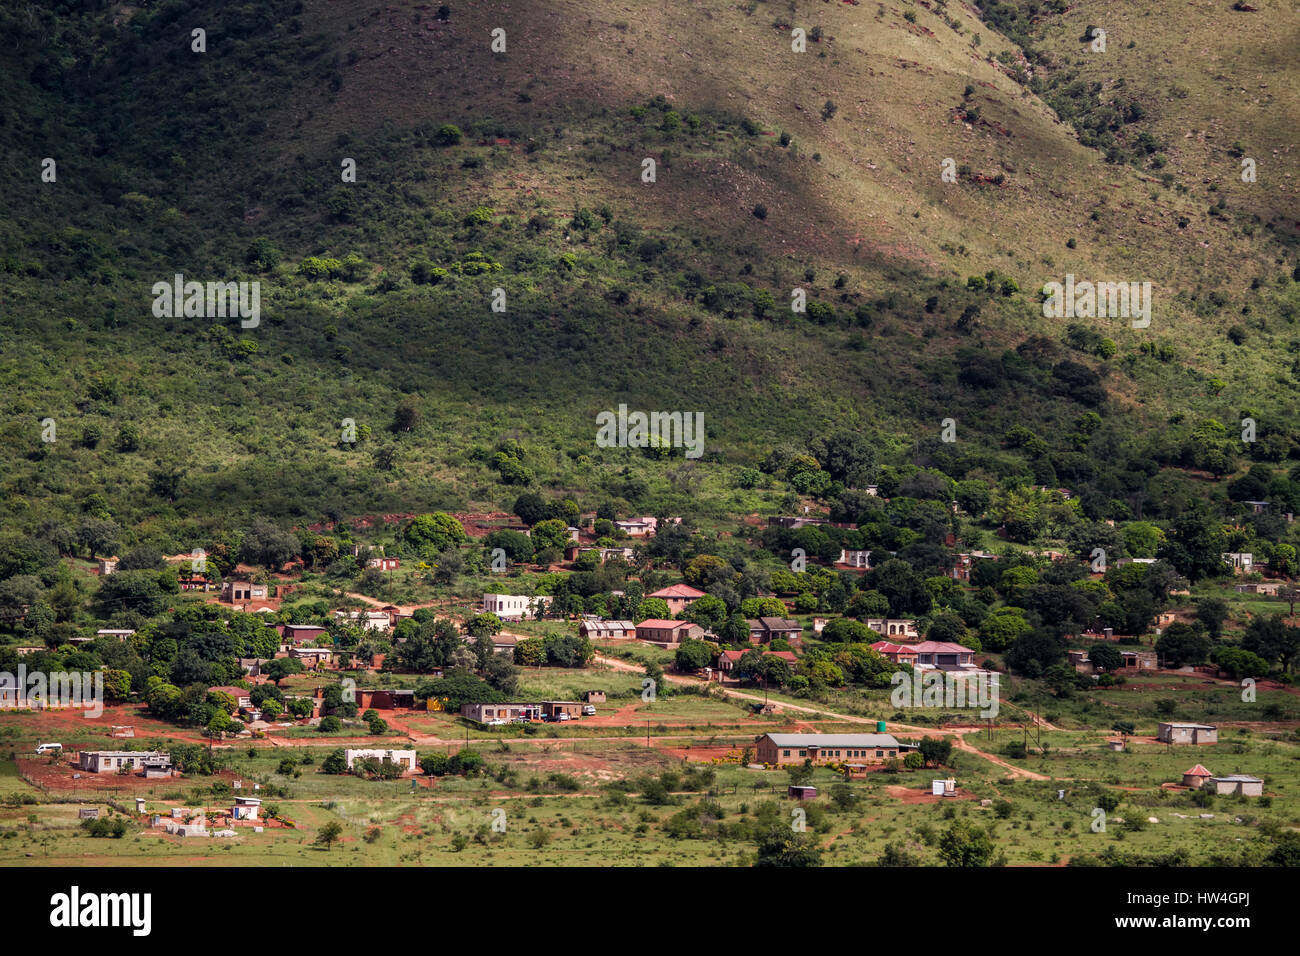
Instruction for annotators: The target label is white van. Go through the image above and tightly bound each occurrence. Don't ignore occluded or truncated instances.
[35,743,62,755]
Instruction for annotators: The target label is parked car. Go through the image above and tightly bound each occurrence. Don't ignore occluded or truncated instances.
[582,705,597,716]
[35,743,62,755]
[511,716,530,724]
[556,712,571,721]
[484,718,507,727]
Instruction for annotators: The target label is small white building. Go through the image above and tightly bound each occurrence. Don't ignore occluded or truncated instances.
[482,594,553,621]
[344,749,419,772]
[77,751,168,774]
[232,797,261,820]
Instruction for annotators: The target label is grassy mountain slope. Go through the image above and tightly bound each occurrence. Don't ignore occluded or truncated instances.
[1,0,1298,546]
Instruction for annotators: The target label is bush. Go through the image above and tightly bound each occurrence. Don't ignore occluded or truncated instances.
[433,124,463,146]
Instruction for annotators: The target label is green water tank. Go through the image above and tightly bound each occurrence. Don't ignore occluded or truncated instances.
[876,720,887,732]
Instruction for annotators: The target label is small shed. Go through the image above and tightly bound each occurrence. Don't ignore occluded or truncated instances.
[932,778,957,797]
[582,690,607,703]
[787,785,818,800]
[232,797,261,820]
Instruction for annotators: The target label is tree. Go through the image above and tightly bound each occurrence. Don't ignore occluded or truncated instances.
[918,736,953,768]
[1160,506,1226,581]
[755,824,823,867]
[402,513,468,557]
[529,519,570,556]
[265,657,305,685]
[979,608,1030,651]
[674,639,714,673]
[315,820,344,850]
[392,400,419,432]
[1195,598,1230,639]
[1088,643,1123,672]
[76,519,119,560]
[321,749,348,774]
[205,712,233,750]
[637,597,671,621]
[821,618,874,643]
[1155,622,1211,667]
[239,518,300,569]
[938,819,1001,867]
[464,613,503,638]
[1241,615,1300,672]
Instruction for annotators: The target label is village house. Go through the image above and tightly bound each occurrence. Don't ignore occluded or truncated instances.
[867,618,920,639]
[177,574,212,592]
[366,557,400,571]
[582,690,606,703]
[635,619,705,647]
[1181,765,1213,789]
[208,686,254,710]
[614,516,658,537]
[838,549,873,569]
[481,593,553,621]
[1157,722,1218,745]
[648,584,708,615]
[222,580,269,603]
[949,551,998,582]
[95,628,135,641]
[1235,581,1283,596]
[279,623,328,644]
[1069,648,1157,674]
[1221,553,1254,575]
[486,633,518,656]
[239,658,268,678]
[746,616,803,648]
[351,688,416,710]
[461,701,543,723]
[232,797,261,821]
[97,557,119,575]
[755,733,906,767]
[909,641,978,671]
[1208,775,1263,796]
[871,641,920,667]
[289,647,334,669]
[76,751,169,774]
[334,610,392,632]
[568,545,637,564]
[343,749,419,773]
[541,701,584,719]
[578,619,636,640]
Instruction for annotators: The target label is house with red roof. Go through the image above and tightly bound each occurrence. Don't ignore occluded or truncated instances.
[1181,765,1213,789]
[871,641,920,666]
[910,641,977,670]
[649,584,707,615]
[746,617,803,648]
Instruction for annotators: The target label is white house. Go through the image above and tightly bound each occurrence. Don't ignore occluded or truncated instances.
[482,594,553,621]
[344,749,419,772]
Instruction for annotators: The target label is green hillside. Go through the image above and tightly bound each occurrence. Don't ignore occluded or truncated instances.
[1,0,1298,545]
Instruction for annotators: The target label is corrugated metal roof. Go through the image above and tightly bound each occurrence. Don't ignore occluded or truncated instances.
[763,733,901,748]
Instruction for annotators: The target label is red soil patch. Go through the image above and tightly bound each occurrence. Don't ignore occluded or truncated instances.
[885,784,974,805]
